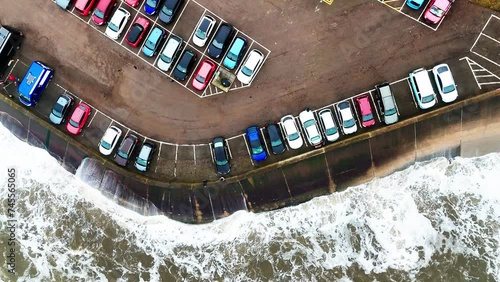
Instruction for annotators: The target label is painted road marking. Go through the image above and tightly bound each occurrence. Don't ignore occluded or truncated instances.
[242,134,255,166]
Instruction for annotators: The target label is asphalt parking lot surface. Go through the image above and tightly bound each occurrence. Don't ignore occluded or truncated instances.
[1,0,499,182]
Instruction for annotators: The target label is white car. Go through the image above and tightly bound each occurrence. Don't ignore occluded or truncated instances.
[105,8,131,40]
[318,108,340,142]
[236,49,264,84]
[337,101,358,135]
[432,63,458,103]
[192,15,216,47]
[299,108,323,147]
[280,115,303,150]
[99,126,122,155]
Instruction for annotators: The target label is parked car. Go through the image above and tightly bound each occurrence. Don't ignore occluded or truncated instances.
[337,101,357,135]
[223,36,247,70]
[99,126,122,155]
[280,115,303,150]
[375,83,399,125]
[74,0,97,16]
[66,103,91,135]
[318,109,339,142]
[192,15,216,47]
[265,123,285,155]
[246,126,267,162]
[355,94,376,128]
[144,0,161,15]
[114,134,138,166]
[432,63,458,103]
[192,59,216,91]
[207,23,234,59]
[173,49,197,81]
[212,137,230,174]
[409,68,437,110]
[125,16,151,48]
[424,0,452,24]
[56,0,73,9]
[236,49,264,84]
[105,8,130,40]
[406,0,425,9]
[124,0,140,7]
[49,93,74,125]
[157,35,183,72]
[92,0,116,26]
[134,142,156,172]
[299,108,323,147]
[159,0,183,24]
[142,26,166,57]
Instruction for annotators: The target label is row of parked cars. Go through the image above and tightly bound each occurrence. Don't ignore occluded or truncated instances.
[211,63,459,174]
[406,0,454,24]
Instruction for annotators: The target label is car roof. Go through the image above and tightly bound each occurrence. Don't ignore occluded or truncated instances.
[180,50,195,64]
[148,27,164,40]
[103,126,120,142]
[231,37,246,50]
[319,109,336,128]
[215,23,233,37]
[96,0,113,9]
[245,50,263,69]
[199,16,214,31]
[199,60,215,74]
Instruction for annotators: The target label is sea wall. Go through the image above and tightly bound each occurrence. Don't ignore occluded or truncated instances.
[0,89,499,224]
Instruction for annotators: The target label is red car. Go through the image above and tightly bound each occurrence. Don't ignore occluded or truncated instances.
[424,0,452,24]
[74,0,98,16]
[192,59,216,91]
[66,103,91,135]
[355,94,376,128]
[125,16,151,48]
[92,0,116,25]
[124,0,141,7]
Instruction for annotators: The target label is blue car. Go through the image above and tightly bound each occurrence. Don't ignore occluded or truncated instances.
[406,0,425,9]
[144,0,161,15]
[143,27,166,57]
[223,37,247,70]
[246,126,267,162]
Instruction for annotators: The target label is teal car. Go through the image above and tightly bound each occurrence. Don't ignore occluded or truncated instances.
[223,37,247,70]
[406,0,425,9]
[142,27,166,57]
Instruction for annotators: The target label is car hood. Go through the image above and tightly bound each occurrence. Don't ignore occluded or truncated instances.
[49,112,63,124]
[99,145,114,156]
[115,155,128,166]
[384,112,398,125]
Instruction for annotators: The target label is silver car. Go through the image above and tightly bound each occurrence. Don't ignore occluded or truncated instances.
[375,83,399,125]
[318,108,340,142]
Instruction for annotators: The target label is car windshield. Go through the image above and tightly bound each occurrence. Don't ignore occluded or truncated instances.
[430,6,444,17]
[443,84,455,93]
[52,104,64,117]
[160,54,171,63]
[362,114,373,122]
[145,39,156,50]
[227,51,237,61]
[326,127,337,135]
[101,141,111,150]
[212,39,223,49]
[94,9,104,19]
[271,139,282,147]
[422,95,435,103]
[177,64,187,73]
[344,119,355,128]
[386,108,397,116]
[136,157,147,166]
[146,0,157,7]
[251,140,263,154]
[195,74,205,83]
[162,6,173,16]
[312,136,321,142]
[69,119,79,128]
[289,132,299,141]
[195,29,206,40]
[108,22,119,32]
[304,120,315,127]
[242,66,253,77]
[214,142,228,165]
[118,151,128,159]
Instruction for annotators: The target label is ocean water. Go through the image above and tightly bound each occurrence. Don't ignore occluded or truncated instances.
[0,124,499,282]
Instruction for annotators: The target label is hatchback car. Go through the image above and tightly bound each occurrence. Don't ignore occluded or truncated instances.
[49,93,74,125]
[337,101,357,135]
[56,0,72,9]
[192,15,216,47]
[115,134,138,166]
[406,0,425,9]
[66,103,91,135]
[157,35,183,72]
[236,49,264,84]
[159,0,183,24]
[355,94,376,128]
[318,109,340,142]
[134,142,156,172]
[299,108,323,147]
[124,0,140,7]
[432,63,458,103]
[173,49,197,81]
[409,68,437,110]
[75,0,97,16]
[212,137,230,174]
[144,0,161,15]
[142,27,166,57]
[105,8,130,40]
[246,126,267,162]
[99,126,122,155]
[266,123,285,155]
[92,0,116,26]
[280,115,304,150]
[223,37,247,70]
[375,83,399,125]
[125,16,151,47]
[192,59,216,91]
[424,0,452,24]
[207,23,235,59]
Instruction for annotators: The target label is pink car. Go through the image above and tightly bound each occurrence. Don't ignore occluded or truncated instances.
[424,0,452,24]
[355,94,376,128]
[124,0,141,8]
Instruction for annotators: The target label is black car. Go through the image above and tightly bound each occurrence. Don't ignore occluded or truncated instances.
[49,93,74,125]
[212,137,230,175]
[115,134,138,166]
[173,49,197,81]
[207,23,234,59]
[134,142,156,172]
[158,0,183,24]
[266,123,285,155]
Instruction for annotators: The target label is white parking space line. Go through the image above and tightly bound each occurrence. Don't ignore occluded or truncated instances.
[277,122,290,151]
[399,0,408,11]
[390,76,409,85]
[406,78,418,107]
[225,139,233,159]
[192,144,196,165]
[294,116,308,147]
[260,127,270,155]
[350,98,361,128]
[242,134,255,166]
[226,133,245,141]
[208,143,215,163]
[125,128,130,136]
[87,110,99,127]
[416,0,432,21]
[173,144,178,177]
[154,143,162,173]
[368,91,381,122]
[170,0,190,32]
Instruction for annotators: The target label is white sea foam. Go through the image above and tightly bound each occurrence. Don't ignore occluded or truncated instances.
[0,124,499,281]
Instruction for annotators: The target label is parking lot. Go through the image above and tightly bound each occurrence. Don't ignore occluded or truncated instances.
[59,0,270,98]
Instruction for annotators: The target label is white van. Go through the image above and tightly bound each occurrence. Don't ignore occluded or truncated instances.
[157,35,183,72]
[409,68,436,110]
